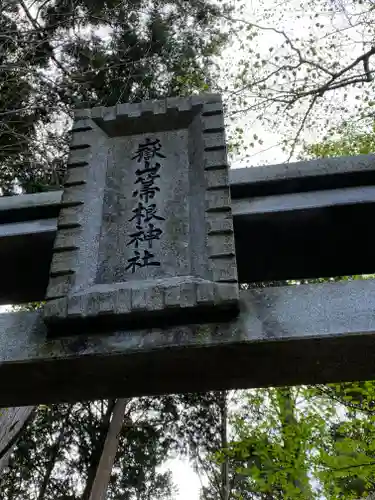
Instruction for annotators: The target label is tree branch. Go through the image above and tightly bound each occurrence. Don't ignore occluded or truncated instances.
[288,95,318,161]
[17,0,70,76]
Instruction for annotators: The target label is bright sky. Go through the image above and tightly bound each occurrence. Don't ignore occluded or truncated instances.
[163,459,203,500]
[222,0,371,167]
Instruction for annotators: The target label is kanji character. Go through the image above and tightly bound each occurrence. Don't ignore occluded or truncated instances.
[125,250,160,273]
[129,203,165,225]
[127,229,144,248]
[132,138,166,163]
[143,223,163,248]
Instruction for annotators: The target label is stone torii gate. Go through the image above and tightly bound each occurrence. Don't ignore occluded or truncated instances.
[0,93,375,408]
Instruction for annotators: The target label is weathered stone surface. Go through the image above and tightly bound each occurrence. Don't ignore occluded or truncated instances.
[164,282,196,308]
[215,283,239,302]
[210,257,238,282]
[67,294,87,318]
[208,234,236,257]
[71,118,93,132]
[86,290,117,315]
[46,276,234,321]
[67,148,92,166]
[202,113,225,131]
[0,190,61,215]
[70,131,93,148]
[205,168,228,189]
[229,153,375,189]
[2,280,375,405]
[50,250,79,275]
[204,148,228,169]
[46,275,74,299]
[60,186,85,206]
[206,188,231,211]
[44,95,239,330]
[116,288,131,314]
[203,132,226,150]
[196,282,216,304]
[57,206,83,228]
[206,213,234,234]
[43,298,68,319]
[0,406,34,473]
[54,227,81,250]
[4,153,375,307]
[64,166,87,186]
[74,108,92,120]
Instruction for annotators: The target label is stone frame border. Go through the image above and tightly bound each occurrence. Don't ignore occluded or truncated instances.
[44,94,239,325]
[45,110,93,309]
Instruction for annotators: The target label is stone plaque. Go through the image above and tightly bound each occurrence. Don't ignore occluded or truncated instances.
[44,94,239,330]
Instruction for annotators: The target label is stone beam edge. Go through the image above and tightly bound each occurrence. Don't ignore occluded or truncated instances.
[0,279,375,404]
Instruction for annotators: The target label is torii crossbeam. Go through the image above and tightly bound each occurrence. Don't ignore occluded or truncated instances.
[0,94,374,406]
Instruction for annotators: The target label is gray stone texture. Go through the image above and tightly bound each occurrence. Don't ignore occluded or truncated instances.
[229,154,375,186]
[97,129,192,282]
[0,406,34,472]
[44,94,239,328]
[2,152,374,306]
[2,280,375,405]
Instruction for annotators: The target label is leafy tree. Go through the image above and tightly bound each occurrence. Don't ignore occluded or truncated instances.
[201,385,375,499]
[0,0,231,193]
[209,388,321,499]
[0,1,231,497]
[0,1,58,194]
[0,393,228,499]
[310,383,375,499]
[303,122,375,159]
[0,400,175,499]
[206,0,375,160]
[300,125,375,498]
[199,123,375,500]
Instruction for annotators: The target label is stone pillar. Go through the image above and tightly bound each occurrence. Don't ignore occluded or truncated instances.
[44,94,238,331]
[0,406,34,473]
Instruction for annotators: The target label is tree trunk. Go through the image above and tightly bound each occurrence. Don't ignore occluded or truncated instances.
[218,391,229,500]
[81,399,117,500]
[37,406,73,500]
[0,406,35,474]
[276,388,311,498]
[88,399,128,500]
